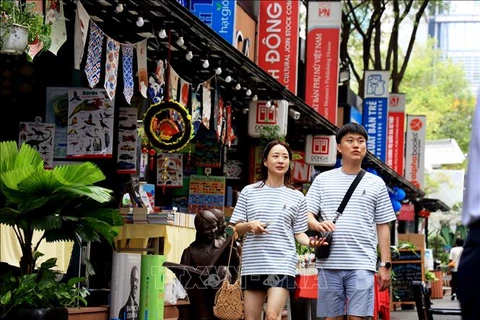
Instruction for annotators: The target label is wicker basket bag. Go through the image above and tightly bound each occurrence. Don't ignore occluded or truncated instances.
[213,235,244,320]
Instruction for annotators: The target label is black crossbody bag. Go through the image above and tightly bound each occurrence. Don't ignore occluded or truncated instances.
[315,169,366,259]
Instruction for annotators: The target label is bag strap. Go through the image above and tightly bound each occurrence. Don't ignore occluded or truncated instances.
[224,231,242,281]
[319,169,366,224]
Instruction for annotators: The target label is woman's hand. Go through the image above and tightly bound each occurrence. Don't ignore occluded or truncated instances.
[249,220,269,234]
[308,235,329,247]
[315,220,335,232]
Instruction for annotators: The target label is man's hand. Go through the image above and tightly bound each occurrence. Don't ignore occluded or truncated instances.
[378,266,391,291]
[314,220,336,232]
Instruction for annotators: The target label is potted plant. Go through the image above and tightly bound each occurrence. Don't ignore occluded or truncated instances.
[0,0,52,57]
[0,141,124,319]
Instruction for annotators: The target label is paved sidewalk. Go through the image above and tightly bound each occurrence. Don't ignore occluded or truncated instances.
[390,294,461,320]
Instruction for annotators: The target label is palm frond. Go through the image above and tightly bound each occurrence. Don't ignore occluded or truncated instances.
[53,162,106,186]
[0,141,20,173]
[55,185,113,203]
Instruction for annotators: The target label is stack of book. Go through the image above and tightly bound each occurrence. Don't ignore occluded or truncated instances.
[147,212,175,225]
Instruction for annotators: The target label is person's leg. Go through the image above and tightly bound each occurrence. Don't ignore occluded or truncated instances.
[265,287,289,320]
[244,290,267,320]
[458,225,480,320]
[344,269,375,320]
[450,271,457,299]
[316,269,347,320]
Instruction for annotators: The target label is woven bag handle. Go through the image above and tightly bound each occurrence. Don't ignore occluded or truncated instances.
[224,228,242,281]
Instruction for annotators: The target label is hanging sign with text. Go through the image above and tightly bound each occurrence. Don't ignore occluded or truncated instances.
[188,0,236,44]
[305,1,341,124]
[405,115,426,190]
[257,1,300,94]
[387,93,406,175]
[363,70,390,162]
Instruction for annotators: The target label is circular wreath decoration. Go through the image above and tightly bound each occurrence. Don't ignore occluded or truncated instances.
[144,99,193,152]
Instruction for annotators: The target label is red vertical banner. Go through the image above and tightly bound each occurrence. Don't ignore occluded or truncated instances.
[387,93,406,176]
[257,1,299,94]
[305,1,341,125]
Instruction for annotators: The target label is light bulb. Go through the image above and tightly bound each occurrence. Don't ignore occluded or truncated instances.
[252,94,258,101]
[225,75,232,83]
[186,50,193,60]
[235,83,241,90]
[116,3,123,12]
[176,36,184,46]
[242,108,249,114]
[265,101,271,109]
[215,67,222,75]
[203,59,209,68]
[136,16,144,27]
[246,89,252,96]
[158,29,167,39]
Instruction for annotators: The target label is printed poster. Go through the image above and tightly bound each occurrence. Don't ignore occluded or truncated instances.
[19,122,55,169]
[66,89,115,158]
[116,107,137,174]
[156,153,183,188]
[188,175,226,214]
[46,87,83,159]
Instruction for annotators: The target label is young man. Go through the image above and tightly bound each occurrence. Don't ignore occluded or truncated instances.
[305,123,396,320]
[449,237,464,300]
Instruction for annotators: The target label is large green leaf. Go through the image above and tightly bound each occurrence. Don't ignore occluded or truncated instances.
[53,162,106,186]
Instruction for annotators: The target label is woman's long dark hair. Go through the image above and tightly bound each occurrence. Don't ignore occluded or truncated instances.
[257,140,294,189]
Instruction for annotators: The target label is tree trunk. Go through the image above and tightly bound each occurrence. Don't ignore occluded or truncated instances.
[19,233,34,275]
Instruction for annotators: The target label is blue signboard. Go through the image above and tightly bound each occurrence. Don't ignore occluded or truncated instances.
[363,97,388,161]
[188,0,236,45]
[350,105,363,125]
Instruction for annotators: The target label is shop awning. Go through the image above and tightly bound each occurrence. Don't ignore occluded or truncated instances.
[416,198,451,213]
[69,0,425,200]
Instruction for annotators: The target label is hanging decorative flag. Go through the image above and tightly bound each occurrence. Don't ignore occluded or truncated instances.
[104,37,120,100]
[191,84,202,133]
[155,59,165,86]
[168,65,179,101]
[202,81,212,130]
[121,45,134,104]
[26,0,44,60]
[136,39,148,98]
[74,1,90,70]
[84,22,104,88]
[48,0,67,55]
[45,0,61,25]
[179,79,190,107]
[226,105,236,147]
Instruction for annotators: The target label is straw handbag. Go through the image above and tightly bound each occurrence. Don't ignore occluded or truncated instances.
[213,235,244,320]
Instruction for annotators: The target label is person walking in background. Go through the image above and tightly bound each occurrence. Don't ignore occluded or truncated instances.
[457,97,480,320]
[306,123,396,320]
[229,140,325,320]
[448,237,464,300]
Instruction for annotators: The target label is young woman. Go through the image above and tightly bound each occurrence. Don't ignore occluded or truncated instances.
[230,140,324,320]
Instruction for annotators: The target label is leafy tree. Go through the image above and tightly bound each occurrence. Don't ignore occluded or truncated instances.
[341,0,447,95]
[401,40,476,154]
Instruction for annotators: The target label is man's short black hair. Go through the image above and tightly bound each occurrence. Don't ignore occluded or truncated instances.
[455,237,464,247]
[336,123,368,144]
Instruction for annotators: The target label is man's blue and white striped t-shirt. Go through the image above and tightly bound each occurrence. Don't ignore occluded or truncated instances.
[230,182,308,277]
[305,168,396,272]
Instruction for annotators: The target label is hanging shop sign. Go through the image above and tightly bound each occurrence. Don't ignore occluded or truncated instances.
[257,1,300,94]
[116,106,137,175]
[247,100,288,138]
[235,4,256,61]
[305,1,341,123]
[305,135,337,166]
[143,100,194,153]
[188,0,237,45]
[405,115,426,190]
[363,70,390,162]
[387,93,406,176]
